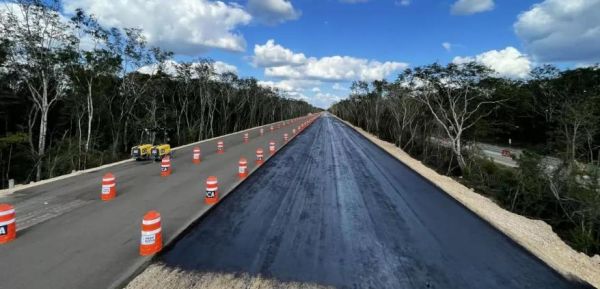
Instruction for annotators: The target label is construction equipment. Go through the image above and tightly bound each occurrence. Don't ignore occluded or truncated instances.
[131,129,153,161]
[150,127,172,161]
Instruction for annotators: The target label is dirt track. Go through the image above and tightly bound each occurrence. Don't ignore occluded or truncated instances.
[129,114,592,289]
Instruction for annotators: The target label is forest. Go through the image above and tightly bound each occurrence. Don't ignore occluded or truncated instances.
[330,62,600,255]
[0,1,316,188]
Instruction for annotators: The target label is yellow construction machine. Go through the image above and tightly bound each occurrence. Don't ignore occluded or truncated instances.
[150,127,172,161]
[131,128,153,161]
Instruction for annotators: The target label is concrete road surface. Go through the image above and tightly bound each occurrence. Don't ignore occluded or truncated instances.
[159,114,592,289]
[0,115,315,289]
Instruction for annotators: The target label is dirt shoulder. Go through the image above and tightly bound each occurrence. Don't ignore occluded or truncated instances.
[335,115,600,288]
[125,264,334,289]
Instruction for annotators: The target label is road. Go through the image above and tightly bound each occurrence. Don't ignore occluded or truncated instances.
[158,114,592,289]
[0,115,315,289]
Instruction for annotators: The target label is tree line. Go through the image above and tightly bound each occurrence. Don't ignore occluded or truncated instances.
[0,1,316,187]
[330,63,600,255]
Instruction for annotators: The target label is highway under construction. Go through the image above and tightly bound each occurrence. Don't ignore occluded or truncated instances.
[0,114,595,289]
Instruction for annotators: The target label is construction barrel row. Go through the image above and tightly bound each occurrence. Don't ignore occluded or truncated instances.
[0,114,320,256]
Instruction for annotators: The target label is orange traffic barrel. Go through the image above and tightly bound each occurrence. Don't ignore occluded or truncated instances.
[284,133,289,142]
[139,211,162,256]
[0,204,16,244]
[238,158,248,179]
[193,146,201,164]
[260,128,264,136]
[101,173,117,201]
[256,148,264,165]
[160,156,172,177]
[269,141,276,155]
[205,176,219,205]
[243,133,249,144]
[217,140,224,154]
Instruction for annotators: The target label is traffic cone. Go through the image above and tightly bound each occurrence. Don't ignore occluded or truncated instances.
[217,140,224,154]
[160,156,172,177]
[192,146,201,164]
[269,141,276,155]
[256,148,264,165]
[139,211,162,256]
[205,176,219,205]
[238,158,248,179]
[101,173,116,201]
[0,204,16,244]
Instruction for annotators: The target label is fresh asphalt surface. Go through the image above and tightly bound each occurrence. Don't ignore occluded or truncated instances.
[161,115,592,289]
[0,116,312,289]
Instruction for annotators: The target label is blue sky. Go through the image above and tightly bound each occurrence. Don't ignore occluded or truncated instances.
[58,0,600,108]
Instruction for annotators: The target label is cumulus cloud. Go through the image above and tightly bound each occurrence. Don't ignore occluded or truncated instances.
[63,0,252,55]
[453,47,532,78]
[253,40,408,82]
[253,39,307,67]
[514,0,600,62]
[247,0,300,25]
[451,0,495,15]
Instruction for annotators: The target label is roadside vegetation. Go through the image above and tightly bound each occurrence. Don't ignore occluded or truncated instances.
[330,63,600,256]
[0,0,316,188]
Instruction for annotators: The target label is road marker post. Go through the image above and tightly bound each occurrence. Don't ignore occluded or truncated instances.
[139,211,162,256]
[293,128,296,135]
[192,147,201,164]
[0,204,16,244]
[270,125,274,132]
[205,176,219,205]
[101,173,117,201]
[238,158,248,179]
[160,156,172,177]
[243,133,249,144]
[256,148,264,165]
[260,128,264,136]
[269,141,276,155]
[284,133,289,143]
[217,140,224,154]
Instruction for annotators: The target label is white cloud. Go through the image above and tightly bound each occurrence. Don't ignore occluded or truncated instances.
[395,0,411,6]
[514,0,600,62]
[253,39,307,67]
[247,0,300,25]
[442,42,452,52]
[213,61,239,74]
[254,40,407,82]
[451,0,495,15]
[63,0,252,55]
[453,47,532,78]
[332,83,348,91]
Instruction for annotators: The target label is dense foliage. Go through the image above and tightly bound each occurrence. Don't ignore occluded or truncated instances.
[331,63,600,255]
[0,1,316,187]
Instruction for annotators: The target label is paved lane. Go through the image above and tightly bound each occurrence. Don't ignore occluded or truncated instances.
[0,115,314,289]
[160,114,592,289]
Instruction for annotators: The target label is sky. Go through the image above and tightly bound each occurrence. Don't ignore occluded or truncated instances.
[55,0,600,108]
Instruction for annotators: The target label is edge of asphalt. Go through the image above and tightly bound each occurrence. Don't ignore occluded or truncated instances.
[112,114,321,289]
[330,113,600,288]
[0,117,306,197]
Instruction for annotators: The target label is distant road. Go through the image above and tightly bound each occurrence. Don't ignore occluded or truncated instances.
[0,115,313,289]
[157,115,591,289]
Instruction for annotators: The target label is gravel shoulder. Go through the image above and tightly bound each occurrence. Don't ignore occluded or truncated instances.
[334,114,600,288]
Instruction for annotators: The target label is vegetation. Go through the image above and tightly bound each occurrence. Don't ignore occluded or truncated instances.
[0,1,316,187]
[330,63,600,255]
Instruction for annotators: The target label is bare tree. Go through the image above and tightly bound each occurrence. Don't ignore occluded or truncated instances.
[403,63,503,170]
